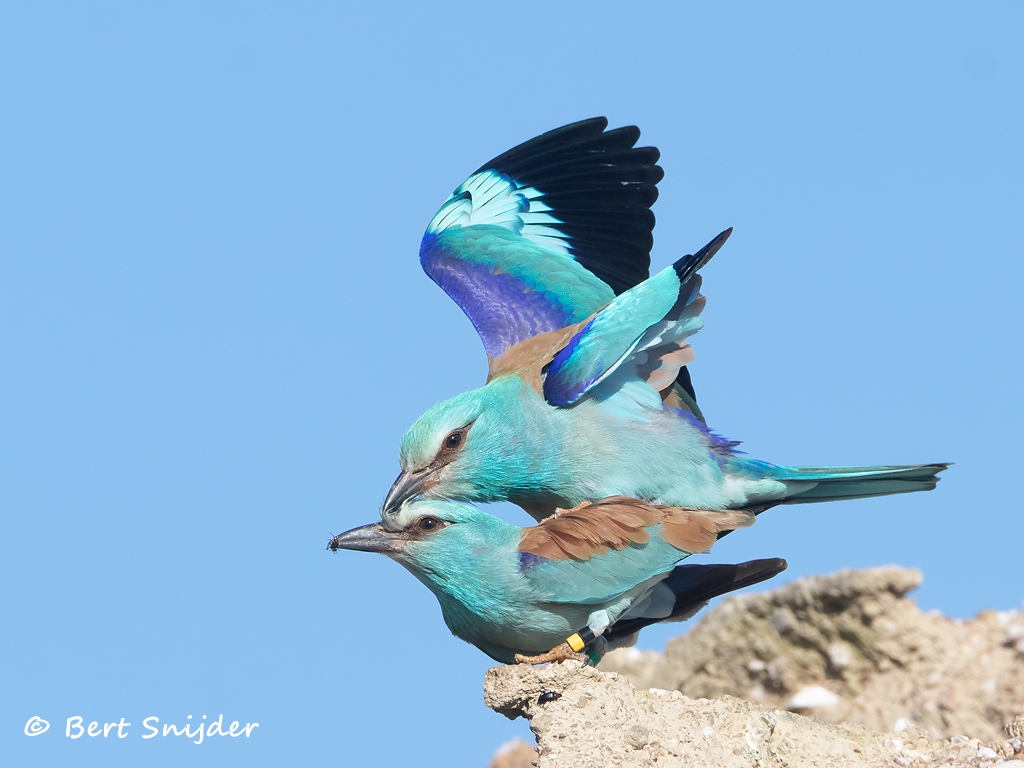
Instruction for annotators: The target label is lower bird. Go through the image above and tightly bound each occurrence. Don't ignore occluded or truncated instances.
[329,497,786,664]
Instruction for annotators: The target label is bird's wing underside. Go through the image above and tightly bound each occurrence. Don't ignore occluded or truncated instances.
[419,117,663,362]
[542,229,731,409]
[516,497,754,605]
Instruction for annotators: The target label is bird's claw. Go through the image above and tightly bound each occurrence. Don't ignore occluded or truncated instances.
[514,642,589,665]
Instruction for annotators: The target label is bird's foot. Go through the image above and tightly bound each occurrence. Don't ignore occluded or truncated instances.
[514,642,589,665]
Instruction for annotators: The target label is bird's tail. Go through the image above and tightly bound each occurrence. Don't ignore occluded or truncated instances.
[605,558,787,645]
[771,463,949,504]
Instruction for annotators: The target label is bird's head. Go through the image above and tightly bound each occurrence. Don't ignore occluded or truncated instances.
[383,379,536,515]
[327,499,511,580]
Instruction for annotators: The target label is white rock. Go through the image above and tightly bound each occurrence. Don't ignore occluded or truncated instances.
[971,746,998,762]
[828,642,855,670]
[786,685,840,710]
[894,718,912,733]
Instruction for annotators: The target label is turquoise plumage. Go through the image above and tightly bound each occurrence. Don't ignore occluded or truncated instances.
[383,118,948,520]
[329,498,786,663]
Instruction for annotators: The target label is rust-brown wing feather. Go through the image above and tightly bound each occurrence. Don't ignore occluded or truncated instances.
[518,497,756,561]
[487,320,591,392]
[659,507,755,553]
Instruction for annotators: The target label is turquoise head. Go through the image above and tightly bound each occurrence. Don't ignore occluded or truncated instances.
[327,498,519,603]
[383,376,554,514]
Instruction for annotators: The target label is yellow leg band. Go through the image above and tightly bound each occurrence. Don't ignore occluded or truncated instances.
[566,633,586,652]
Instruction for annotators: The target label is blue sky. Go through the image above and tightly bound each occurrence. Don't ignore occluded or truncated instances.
[2,2,1022,766]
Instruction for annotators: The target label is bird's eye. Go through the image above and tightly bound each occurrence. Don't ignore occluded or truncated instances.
[443,431,464,451]
[418,516,441,532]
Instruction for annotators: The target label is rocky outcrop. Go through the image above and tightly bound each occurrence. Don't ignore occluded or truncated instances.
[484,662,1024,767]
[601,567,1024,742]
[485,567,1024,766]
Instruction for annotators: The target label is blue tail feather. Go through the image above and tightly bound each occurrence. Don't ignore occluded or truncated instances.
[771,463,949,504]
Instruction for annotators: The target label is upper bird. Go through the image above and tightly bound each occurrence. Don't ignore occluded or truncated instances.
[329,496,787,664]
[384,118,947,520]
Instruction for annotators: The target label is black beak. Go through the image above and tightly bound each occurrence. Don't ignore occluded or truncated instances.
[382,468,432,515]
[327,523,405,554]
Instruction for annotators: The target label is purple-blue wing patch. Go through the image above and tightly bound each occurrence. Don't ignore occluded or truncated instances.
[518,551,547,570]
[420,228,613,359]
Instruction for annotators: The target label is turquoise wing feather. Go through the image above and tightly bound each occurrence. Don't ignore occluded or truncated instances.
[517,533,690,605]
[543,229,731,406]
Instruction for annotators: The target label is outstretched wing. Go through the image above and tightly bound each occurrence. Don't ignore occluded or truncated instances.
[419,118,663,360]
[543,229,731,409]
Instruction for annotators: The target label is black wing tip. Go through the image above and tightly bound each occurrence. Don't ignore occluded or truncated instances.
[603,557,788,643]
[718,558,789,596]
[697,227,733,265]
[673,227,733,281]
[471,118,667,296]
[480,118,657,180]
[740,557,789,581]
[570,115,610,132]
[472,117,612,176]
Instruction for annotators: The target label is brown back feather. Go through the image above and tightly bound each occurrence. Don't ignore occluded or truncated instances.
[486,320,591,392]
[518,497,756,561]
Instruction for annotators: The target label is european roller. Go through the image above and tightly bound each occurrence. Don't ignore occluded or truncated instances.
[329,497,786,663]
[383,117,948,519]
